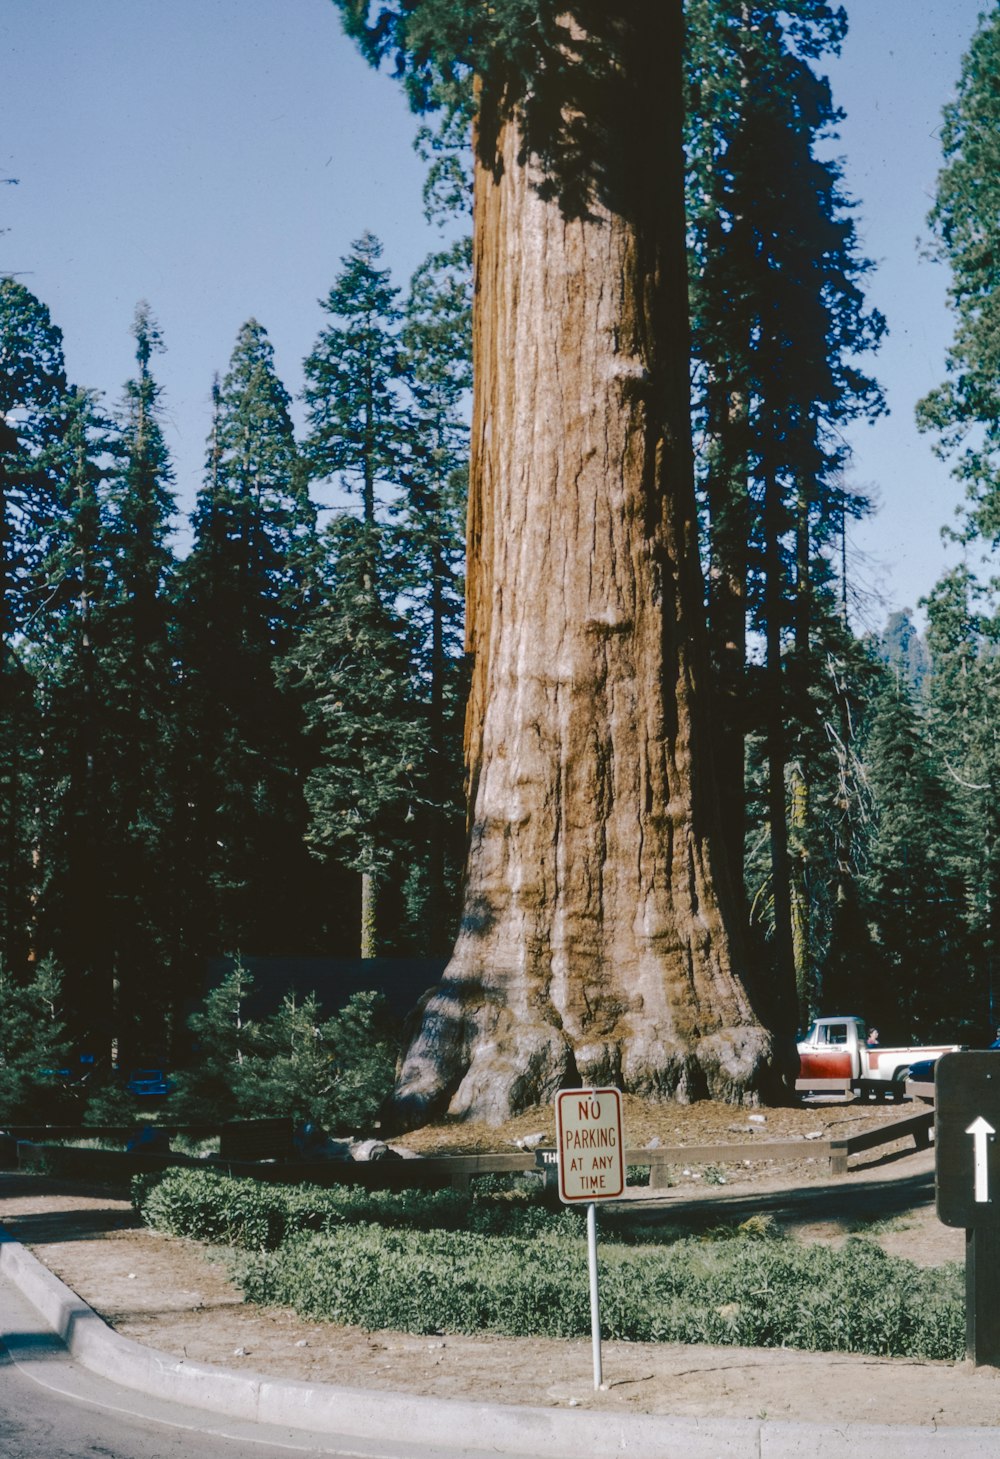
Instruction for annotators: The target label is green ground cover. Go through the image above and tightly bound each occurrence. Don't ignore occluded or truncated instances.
[133,1168,964,1360]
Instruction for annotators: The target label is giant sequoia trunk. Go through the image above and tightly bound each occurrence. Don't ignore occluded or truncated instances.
[395,7,774,1124]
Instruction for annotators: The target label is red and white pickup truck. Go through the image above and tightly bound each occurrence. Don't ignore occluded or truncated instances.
[795,1016,960,1101]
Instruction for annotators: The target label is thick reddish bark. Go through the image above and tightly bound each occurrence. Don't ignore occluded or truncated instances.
[395,7,773,1124]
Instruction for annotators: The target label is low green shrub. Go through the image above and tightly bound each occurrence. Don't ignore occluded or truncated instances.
[233,1226,595,1338]
[50,1136,127,1152]
[82,1084,140,1127]
[132,1168,965,1360]
[232,1226,964,1360]
[130,1165,854,1252]
[132,1167,585,1249]
[171,1134,221,1160]
[470,1171,543,1196]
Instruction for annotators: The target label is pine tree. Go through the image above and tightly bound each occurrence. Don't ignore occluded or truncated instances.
[210,320,316,636]
[923,567,1000,1034]
[96,303,179,1063]
[243,988,397,1132]
[0,280,70,972]
[301,234,429,952]
[914,4,1000,1037]
[0,954,72,1121]
[30,387,118,1032]
[686,0,849,893]
[303,232,406,526]
[396,238,471,951]
[862,674,965,1036]
[281,516,429,957]
[917,4,1000,541]
[687,5,884,1028]
[177,320,319,961]
[876,610,931,694]
[0,279,70,655]
[170,959,257,1123]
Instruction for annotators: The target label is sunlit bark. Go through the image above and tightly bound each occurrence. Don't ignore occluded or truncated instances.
[396,6,773,1123]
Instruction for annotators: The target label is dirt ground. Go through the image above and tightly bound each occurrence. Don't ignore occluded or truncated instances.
[5,1097,1000,1431]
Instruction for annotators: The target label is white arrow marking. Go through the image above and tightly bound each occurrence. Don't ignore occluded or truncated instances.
[967,1116,996,1203]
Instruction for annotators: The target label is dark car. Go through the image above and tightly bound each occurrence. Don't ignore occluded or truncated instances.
[905,1056,939,1102]
[905,1040,1000,1102]
[125,1068,172,1099]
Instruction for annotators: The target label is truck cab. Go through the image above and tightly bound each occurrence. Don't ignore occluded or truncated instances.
[797,1016,865,1092]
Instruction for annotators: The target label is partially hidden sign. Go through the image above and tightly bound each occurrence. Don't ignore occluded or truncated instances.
[555,1086,626,1203]
[936,1051,1000,1228]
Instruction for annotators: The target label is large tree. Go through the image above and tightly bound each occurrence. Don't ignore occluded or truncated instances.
[335,1,775,1122]
[862,672,965,1037]
[922,568,1000,1035]
[686,0,850,896]
[177,319,318,959]
[396,239,471,952]
[97,304,180,1058]
[687,3,884,1026]
[0,279,70,657]
[0,280,70,972]
[301,234,415,945]
[914,3,1000,1035]
[281,515,429,957]
[30,387,118,1032]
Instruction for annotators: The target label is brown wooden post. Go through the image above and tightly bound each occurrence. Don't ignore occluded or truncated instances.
[936,1053,1000,1366]
[966,1226,1000,1365]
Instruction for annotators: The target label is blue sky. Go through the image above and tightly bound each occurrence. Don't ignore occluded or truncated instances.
[1,0,989,627]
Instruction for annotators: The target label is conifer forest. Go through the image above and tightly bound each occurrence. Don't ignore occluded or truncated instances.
[2,1,1000,1119]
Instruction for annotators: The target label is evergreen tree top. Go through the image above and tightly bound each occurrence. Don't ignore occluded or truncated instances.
[118,301,173,471]
[0,277,68,417]
[917,4,1000,541]
[333,2,695,220]
[334,1,848,122]
[216,318,301,490]
[184,314,314,645]
[0,279,75,649]
[132,300,165,376]
[108,302,177,602]
[303,233,406,521]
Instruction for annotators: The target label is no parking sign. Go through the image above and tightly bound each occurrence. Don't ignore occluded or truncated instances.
[555,1086,626,1202]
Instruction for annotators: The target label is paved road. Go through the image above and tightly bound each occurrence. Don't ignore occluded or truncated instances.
[0,1271,487,1459]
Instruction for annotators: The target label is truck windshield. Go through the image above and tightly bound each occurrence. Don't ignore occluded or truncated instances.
[805,1021,852,1046]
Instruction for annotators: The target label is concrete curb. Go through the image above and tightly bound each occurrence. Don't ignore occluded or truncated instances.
[1,1228,997,1458]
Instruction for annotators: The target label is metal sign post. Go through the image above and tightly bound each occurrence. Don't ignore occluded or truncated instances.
[555,1086,625,1391]
[586,1201,602,1389]
[935,1052,1000,1365]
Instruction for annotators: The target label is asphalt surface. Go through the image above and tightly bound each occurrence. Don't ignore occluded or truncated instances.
[0,1264,491,1459]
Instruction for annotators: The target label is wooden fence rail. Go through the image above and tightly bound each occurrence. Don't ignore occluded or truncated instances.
[8,1109,933,1190]
[827,1109,932,1175]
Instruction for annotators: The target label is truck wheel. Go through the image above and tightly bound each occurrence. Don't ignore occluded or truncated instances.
[890,1070,909,1102]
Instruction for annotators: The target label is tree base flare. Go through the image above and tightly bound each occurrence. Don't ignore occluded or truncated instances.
[393,980,775,1127]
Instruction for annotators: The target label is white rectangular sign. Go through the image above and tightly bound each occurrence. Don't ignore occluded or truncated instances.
[555,1086,625,1203]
